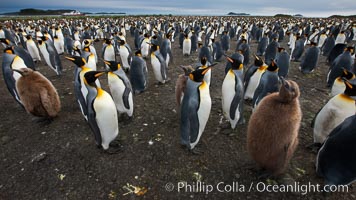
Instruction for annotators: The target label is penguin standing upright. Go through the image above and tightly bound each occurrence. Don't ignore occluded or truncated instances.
[25,35,41,63]
[247,78,301,176]
[83,71,119,151]
[14,68,61,121]
[327,47,354,87]
[300,41,320,74]
[275,47,290,78]
[225,51,244,74]
[313,79,356,145]
[327,43,347,64]
[2,47,28,107]
[140,33,150,58]
[221,31,230,52]
[130,50,148,94]
[322,34,335,57]
[53,35,64,55]
[222,57,244,129]
[198,42,213,65]
[102,39,116,68]
[0,38,36,70]
[243,55,267,100]
[264,37,279,65]
[105,61,133,118]
[316,114,356,186]
[118,39,132,72]
[160,34,173,67]
[180,67,211,153]
[252,60,280,108]
[38,36,62,75]
[150,39,168,84]
[256,33,269,56]
[82,46,97,71]
[291,36,305,62]
[182,34,191,56]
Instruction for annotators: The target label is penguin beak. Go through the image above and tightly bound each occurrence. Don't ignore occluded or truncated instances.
[94,71,107,78]
[65,56,75,61]
[12,69,23,76]
[202,67,211,75]
[104,60,111,66]
[226,56,234,63]
[280,76,290,90]
[342,77,353,89]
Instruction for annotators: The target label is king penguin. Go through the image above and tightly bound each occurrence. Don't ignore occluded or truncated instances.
[327,47,354,87]
[299,41,320,74]
[182,33,191,56]
[25,35,41,63]
[102,38,116,69]
[2,46,28,108]
[130,50,148,94]
[38,36,62,75]
[180,67,212,153]
[247,77,301,176]
[0,38,36,70]
[105,60,134,118]
[275,47,290,77]
[150,39,168,84]
[243,55,267,100]
[13,68,61,121]
[313,79,356,145]
[83,71,119,151]
[222,57,245,129]
[316,114,356,186]
[252,60,280,108]
[118,39,132,72]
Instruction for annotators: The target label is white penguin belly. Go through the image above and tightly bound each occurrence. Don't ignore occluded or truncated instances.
[191,82,211,149]
[183,40,191,55]
[151,54,164,83]
[87,55,97,71]
[330,79,345,97]
[94,90,119,150]
[141,43,149,58]
[108,73,133,116]
[119,47,130,70]
[54,40,63,54]
[39,44,53,68]
[27,41,41,61]
[313,96,356,144]
[104,46,115,61]
[165,54,170,67]
[244,71,263,100]
[222,72,239,129]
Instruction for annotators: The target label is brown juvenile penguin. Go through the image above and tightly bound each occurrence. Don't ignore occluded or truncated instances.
[175,65,194,106]
[247,77,302,176]
[14,68,61,120]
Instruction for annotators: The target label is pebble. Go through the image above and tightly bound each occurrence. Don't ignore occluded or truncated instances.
[1,136,10,145]
[31,152,47,163]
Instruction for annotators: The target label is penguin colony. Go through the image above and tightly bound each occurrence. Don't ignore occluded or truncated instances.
[1,16,356,188]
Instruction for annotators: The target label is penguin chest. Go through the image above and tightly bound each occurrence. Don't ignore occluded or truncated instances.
[12,56,27,81]
[108,73,131,113]
[245,70,264,99]
[93,89,119,149]
[222,72,238,120]
[183,39,191,55]
[195,82,211,143]
[104,45,115,61]
[87,55,97,71]
[39,44,52,67]
[330,78,345,97]
[151,55,164,82]
[119,46,130,68]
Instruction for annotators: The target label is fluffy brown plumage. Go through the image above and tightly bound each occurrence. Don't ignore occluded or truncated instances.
[247,78,302,176]
[15,68,61,119]
[175,65,194,106]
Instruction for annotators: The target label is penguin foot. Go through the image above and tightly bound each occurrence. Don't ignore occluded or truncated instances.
[105,141,124,154]
[189,147,204,155]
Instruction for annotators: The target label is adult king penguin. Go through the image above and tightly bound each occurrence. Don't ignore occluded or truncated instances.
[14,68,61,121]
[130,50,148,94]
[243,55,267,100]
[327,46,354,87]
[25,35,41,63]
[222,57,245,129]
[300,41,320,74]
[118,39,132,72]
[316,114,356,186]
[275,47,290,78]
[313,79,356,145]
[38,36,62,75]
[247,77,301,176]
[150,39,168,84]
[180,67,211,153]
[83,71,119,151]
[105,61,134,118]
[0,38,35,70]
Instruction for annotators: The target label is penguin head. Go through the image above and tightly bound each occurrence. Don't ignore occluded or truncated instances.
[4,46,14,54]
[179,65,194,76]
[84,71,106,87]
[189,67,211,83]
[0,38,11,45]
[341,69,355,80]
[201,56,208,66]
[226,56,243,70]
[279,77,300,103]
[135,49,142,57]
[345,46,354,55]
[278,47,285,53]
[104,39,111,45]
[65,56,86,67]
[254,55,264,66]
[118,39,125,45]
[343,78,356,99]
[26,35,32,40]
[267,60,279,72]
[12,68,34,77]
[104,60,121,71]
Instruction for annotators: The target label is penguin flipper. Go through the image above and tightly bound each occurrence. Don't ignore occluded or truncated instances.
[189,106,200,147]
[88,101,102,146]
[230,76,243,120]
[122,87,131,110]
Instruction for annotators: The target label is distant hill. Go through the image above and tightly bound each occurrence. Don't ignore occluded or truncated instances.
[328,15,356,18]
[227,12,250,16]
[274,14,293,18]
[0,8,129,16]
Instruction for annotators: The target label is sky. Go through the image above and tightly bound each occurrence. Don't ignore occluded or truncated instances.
[1,0,356,17]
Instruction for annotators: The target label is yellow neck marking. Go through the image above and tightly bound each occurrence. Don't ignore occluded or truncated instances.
[97,88,104,97]
[339,93,355,102]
